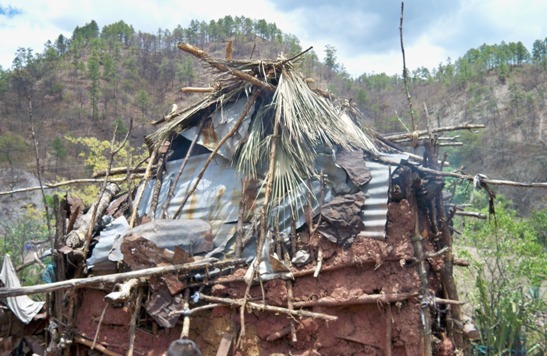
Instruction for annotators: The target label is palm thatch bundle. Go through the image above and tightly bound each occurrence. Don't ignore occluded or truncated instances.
[146,42,380,210]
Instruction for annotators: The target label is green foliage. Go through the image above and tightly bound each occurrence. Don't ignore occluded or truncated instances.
[0,133,28,168]
[323,44,339,72]
[64,135,147,204]
[454,192,546,354]
[0,205,50,287]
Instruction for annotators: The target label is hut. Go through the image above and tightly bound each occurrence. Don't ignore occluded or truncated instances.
[1,42,482,355]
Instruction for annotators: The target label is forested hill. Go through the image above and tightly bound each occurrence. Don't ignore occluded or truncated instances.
[0,17,545,213]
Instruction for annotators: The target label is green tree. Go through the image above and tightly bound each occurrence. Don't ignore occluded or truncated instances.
[323,44,339,72]
[87,40,101,120]
[135,88,151,118]
[0,133,28,169]
[51,136,67,172]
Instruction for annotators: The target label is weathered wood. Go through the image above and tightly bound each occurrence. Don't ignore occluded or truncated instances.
[180,287,191,338]
[433,297,466,305]
[0,178,131,196]
[383,123,486,141]
[177,42,275,92]
[455,211,487,219]
[129,149,158,227]
[104,278,144,303]
[74,336,121,356]
[216,331,235,356]
[199,294,338,321]
[0,258,245,298]
[127,287,144,356]
[65,183,120,249]
[386,303,393,356]
[293,292,417,308]
[376,155,547,188]
[180,87,214,94]
[92,166,151,178]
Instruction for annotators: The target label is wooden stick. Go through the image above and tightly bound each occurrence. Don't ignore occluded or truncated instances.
[149,140,170,219]
[454,211,487,219]
[293,292,417,308]
[386,303,393,356]
[313,247,323,278]
[180,87,214,93]
[283,251,297,343]
[177,42,275,92]
[239,90,282,342]
[199,294,337,321]
[0,258,245,298]
[127,287,143,356]
[27,98,53,240]
[384,123,486,141]
[173,90,260,219]
[129,149,158,227]
[375,155,547,188]
[235,178,247,258]
[92,303,108,350]
[433,297,466,306]
[74,336,121,356]
[65,183,120,249]
[170,303,222,316]
[399,0,417,132]
[92,166,151,178]
[162,120,205,219]
[0,177,140,197]
[180,287,191,338]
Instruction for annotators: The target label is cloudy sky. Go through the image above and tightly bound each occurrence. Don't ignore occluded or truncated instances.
[0,0,546,77]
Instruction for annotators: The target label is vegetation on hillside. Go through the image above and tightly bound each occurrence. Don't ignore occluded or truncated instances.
[0,16,544,207]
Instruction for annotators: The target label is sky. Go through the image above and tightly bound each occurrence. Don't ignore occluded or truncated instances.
[0,0,546,77]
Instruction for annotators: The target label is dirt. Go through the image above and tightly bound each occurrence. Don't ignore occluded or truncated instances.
[71,198,446,355]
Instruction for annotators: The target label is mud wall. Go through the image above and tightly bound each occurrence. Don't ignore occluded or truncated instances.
[73,197,449,355]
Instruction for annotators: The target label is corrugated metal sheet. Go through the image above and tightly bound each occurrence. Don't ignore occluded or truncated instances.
[137,153,244,255]
[180,98,254,160]
[359,161,391,240]
[358,154,408,240]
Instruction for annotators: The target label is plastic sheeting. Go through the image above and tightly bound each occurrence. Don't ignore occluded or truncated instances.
[0,255,44,324]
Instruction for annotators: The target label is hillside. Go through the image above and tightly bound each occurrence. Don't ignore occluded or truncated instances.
[0,17,545,214]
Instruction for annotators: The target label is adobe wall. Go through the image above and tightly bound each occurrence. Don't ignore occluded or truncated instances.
[73,197,450,355]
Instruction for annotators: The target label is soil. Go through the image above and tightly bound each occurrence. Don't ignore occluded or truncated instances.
[71,198,449,355]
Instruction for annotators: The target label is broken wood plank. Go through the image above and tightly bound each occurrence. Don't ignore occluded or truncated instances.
[215,331,235,356]
[65,183,120,249]
[104,278,145,303]
[0,258,246,298]
[74,336,122,356]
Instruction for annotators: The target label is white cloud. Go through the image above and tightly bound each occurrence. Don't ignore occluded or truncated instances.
[1,0,546,77]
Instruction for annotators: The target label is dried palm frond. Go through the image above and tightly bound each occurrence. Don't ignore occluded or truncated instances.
[145,83,244,150]
[237,65,378,211]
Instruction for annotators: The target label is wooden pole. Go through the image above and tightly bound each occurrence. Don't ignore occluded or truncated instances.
[293,292,417,308]
[0,258,246,298]
[383,123,485,141]
[127,287,143,356]
[199,294,338,321]
[177,42,275,92]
